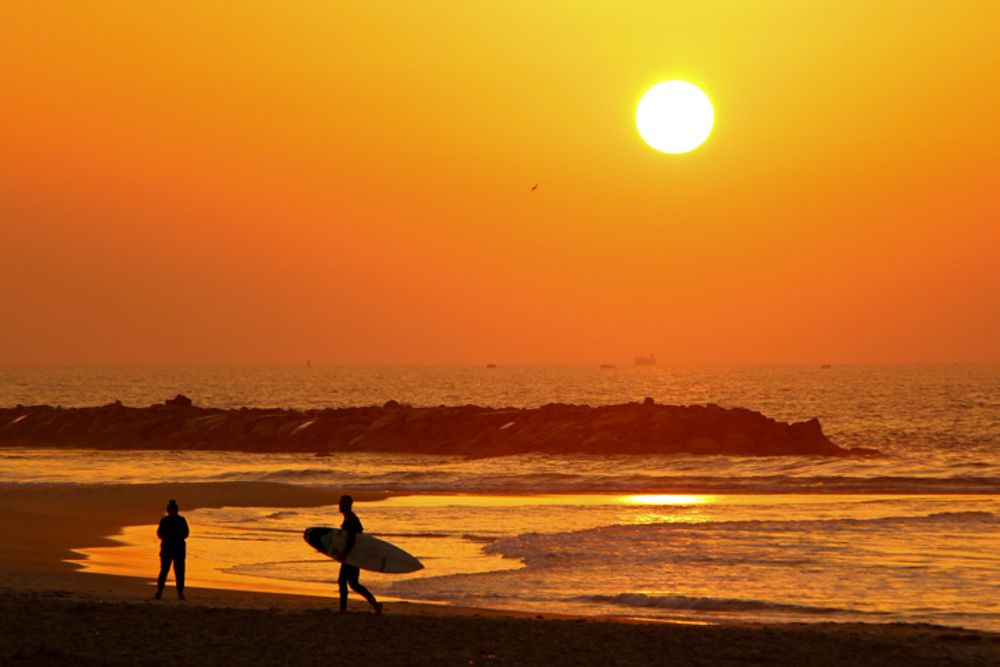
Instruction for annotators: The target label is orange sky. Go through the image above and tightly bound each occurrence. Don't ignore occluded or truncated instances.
[2,2,998,365]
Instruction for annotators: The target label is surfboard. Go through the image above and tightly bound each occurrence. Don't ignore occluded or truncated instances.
[303,526,424,574]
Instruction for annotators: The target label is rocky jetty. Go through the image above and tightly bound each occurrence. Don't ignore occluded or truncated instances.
[0,397,876,458]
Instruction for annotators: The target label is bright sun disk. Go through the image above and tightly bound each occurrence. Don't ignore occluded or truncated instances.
[636,81,714,154]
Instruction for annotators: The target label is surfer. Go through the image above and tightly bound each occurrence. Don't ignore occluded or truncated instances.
[337,494,383,615]
[155,499,189,600]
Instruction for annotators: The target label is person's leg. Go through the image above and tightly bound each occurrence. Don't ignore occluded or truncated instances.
[347,568,381,614]
[174,553,186,599]
[156,553,172,599]
[337,563,350,612]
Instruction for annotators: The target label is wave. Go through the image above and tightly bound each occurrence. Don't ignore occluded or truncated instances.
[666,510,1000,533]
[202,468,347,482]
[484,511,999,563]
[574,593,852,615]
[199,468,1000,495]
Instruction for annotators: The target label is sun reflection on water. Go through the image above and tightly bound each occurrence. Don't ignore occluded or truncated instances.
[617,495,716,525]
[618,494,715,506]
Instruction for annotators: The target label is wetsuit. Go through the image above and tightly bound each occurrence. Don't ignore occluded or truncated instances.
[156,513,189,596]
[338,511,378,612]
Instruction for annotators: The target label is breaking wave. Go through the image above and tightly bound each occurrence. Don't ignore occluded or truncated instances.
[483,511,999,564]
[201,467,1000,496]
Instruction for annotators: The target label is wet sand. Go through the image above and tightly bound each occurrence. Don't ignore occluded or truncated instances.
[1,482,998,666]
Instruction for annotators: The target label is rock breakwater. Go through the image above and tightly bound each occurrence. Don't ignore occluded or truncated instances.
[0,397,876,458]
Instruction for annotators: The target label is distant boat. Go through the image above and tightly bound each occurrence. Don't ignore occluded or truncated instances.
[634,354,656,366]
[821,364,832,369]
[486,363,497,369]
[600,364,615,369]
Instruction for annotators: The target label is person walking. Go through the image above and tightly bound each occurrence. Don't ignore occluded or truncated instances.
[337,495,382,615]
[155,499,189,600]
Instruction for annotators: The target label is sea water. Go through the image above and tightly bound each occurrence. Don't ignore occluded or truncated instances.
[1,365,998,629]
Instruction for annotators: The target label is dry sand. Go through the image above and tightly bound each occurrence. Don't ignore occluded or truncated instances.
[1,482,998,666]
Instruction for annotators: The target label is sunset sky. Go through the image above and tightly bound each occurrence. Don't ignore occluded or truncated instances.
[2,1,998,365]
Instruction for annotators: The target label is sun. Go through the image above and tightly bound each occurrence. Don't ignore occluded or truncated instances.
[636,81,714,154]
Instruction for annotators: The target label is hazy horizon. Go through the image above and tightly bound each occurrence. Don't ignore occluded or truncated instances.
[2,361,1000,369]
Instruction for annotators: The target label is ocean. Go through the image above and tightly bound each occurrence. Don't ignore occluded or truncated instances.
[1,365,998,629]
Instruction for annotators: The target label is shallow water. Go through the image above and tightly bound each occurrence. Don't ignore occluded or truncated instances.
[69,492,1000,630]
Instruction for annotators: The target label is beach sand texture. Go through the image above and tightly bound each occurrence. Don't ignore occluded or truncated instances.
[1,482,998,665]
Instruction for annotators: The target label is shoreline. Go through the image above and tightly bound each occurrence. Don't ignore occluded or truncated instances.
[1,482,998,665]
[0,481,385,573]
[0,480,718,622]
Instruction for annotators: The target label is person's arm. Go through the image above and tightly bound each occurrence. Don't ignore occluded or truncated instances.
[156,517,165,539]
[341,515,360,559]
[342,530,356,559]
[180,517,189,540]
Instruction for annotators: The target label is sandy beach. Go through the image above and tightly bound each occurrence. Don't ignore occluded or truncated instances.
[1,482,997,666]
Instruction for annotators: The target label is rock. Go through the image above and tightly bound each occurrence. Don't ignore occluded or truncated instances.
[165,395,192,408]
[0,401,867,458]
[686,436,722,455]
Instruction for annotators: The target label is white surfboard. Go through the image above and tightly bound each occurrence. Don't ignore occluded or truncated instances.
[303,526,423,574]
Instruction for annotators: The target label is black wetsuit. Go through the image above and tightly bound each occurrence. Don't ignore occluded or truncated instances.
[338,511,377,611]
[156,513,189,595]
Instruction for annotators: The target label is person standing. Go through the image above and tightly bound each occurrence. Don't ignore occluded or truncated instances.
[155,499,189,600]
[337,495,382,615]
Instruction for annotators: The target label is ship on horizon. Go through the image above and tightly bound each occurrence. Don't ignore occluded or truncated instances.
[634,354,656,366]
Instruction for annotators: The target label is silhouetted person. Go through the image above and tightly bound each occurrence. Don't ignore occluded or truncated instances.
[337,495,382,615]
[155,499,189,600]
